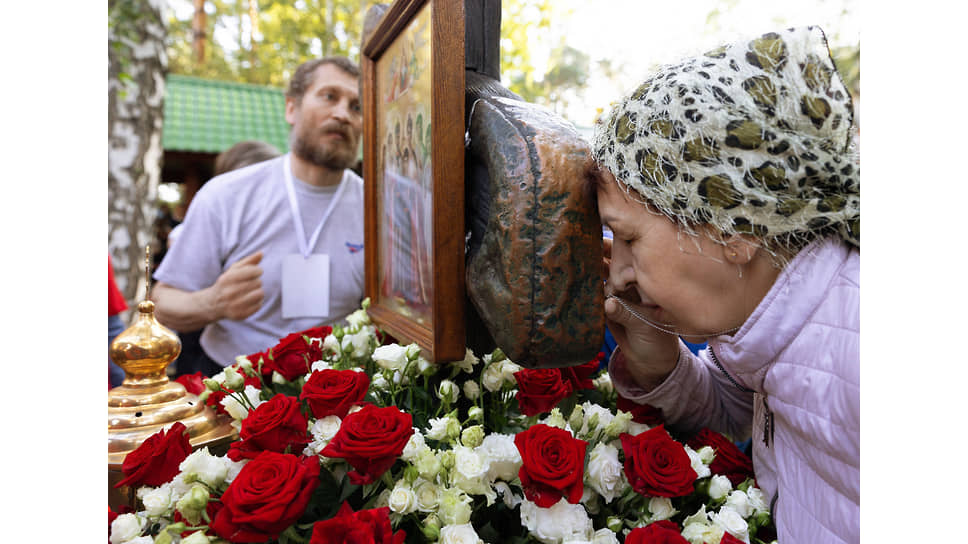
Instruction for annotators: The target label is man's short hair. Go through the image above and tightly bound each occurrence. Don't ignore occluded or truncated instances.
[286,57,361,102]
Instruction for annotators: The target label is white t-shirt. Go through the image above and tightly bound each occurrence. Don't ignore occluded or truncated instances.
[155,154,365,366]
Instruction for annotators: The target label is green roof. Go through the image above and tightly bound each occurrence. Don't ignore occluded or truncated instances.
[163,74,291,153]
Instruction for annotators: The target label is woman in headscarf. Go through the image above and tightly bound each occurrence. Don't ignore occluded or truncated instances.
[590,26,859,543]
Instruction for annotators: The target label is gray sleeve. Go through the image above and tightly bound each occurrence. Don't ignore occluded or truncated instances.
[154,186,227,292]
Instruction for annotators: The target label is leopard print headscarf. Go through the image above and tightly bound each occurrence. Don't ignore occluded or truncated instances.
[593,26,859,258]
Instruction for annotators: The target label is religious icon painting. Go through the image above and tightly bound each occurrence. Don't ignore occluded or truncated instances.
[362,0,465,362]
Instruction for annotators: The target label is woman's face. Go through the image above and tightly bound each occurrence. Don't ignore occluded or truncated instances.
[597,169,761,339]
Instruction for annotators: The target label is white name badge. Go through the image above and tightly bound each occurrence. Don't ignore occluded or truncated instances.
[281,254,330,318]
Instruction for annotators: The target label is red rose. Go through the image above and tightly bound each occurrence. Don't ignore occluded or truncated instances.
[244,351,271,376]
[625,520,688,544]
[300,369,370,419]
[513,368,573,416]
[227,394,310,461]
[298,325,333,341]
[560,356,601,391]
[720,533,746,544]
[267,332,323,381]
[320,404,413,485]
[309,502,406,544]
[686,428,754,486]
[620,425,697,498]
[175,372,207,395]
[514,424,587,507]
[211,451,320,543]
[115,422,192,488]
[617,394,664,426]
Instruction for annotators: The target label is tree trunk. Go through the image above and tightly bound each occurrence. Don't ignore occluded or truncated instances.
[108,0,168,313]
[193,0,206,63]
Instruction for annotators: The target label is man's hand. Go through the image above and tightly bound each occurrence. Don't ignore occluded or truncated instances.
[210,251,264,321]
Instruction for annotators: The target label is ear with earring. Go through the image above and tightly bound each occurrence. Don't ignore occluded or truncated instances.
[723,237,755,265]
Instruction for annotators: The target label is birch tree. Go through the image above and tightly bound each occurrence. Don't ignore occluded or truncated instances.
[108,0,168,307]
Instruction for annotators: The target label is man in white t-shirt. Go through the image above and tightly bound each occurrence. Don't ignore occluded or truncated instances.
[152,57,365,373]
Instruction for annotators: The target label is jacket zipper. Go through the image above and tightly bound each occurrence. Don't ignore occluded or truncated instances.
[708,346,772,447]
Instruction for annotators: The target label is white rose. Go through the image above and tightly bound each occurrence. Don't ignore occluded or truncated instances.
[648,496,677,521]
[580,402,615,436]
[746,487,769,514]
[451,348,479,373]
[322,333,341,354]
[476,433,521,482]
[463,380,481,401]
[416,356,434,376]
[373,344,408,371]
[481,361,505,392]
[439,523,484,544]
[438,487,473,525]
[683,505,709,527]
[179,447,228,488]
[724,489,754,518]
[310,359,333,372]
[341,330,372,359]
[220,385,265,425]
[109,513,143,544]
[519,498,593,544]
[123,538,155,544]
[697,445,715,464]
[346,308,371,328]
[584,442,627,503]
[401,429,427,462]
[224,457,246,485]
[451,446,492,498]
[371,373,389,391]
[305,415,343,455]
[138,484,174,517]
[711,507,749,542]
[404,343,421,358]
[413,478,441,512]
[500,360,522,383]
[426,416,460,441]
[388,482,417,515]
[437,380,460,403]
[593,373,613,395]
[627,421,652,436]
[685,445,711,479]
[591,528,620,544]
[181,531,213,544]
[708,475,733,500]
[681,521,723,544]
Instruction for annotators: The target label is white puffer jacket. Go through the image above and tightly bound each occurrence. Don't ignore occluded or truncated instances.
[609,237,860,543]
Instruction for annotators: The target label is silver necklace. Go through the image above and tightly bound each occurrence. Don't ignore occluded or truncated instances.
[606,295,742,338]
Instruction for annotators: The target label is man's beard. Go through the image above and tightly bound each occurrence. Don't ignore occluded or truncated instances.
[290,124,358,171]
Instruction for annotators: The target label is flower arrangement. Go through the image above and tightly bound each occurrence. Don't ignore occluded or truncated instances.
[109,301,776,544]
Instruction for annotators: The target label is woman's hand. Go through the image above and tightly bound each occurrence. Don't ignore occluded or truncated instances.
[603,237,680,390]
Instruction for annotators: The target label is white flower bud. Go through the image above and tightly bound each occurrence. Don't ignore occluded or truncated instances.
[708,475,733,500]
[463,380,481,401]
[437,380,459,404]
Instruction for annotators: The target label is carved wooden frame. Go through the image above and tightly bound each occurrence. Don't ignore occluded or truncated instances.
[362,0,465,362]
